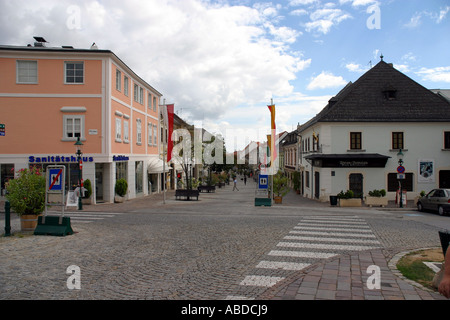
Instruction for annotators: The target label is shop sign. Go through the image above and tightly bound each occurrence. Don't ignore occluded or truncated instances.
[0,124,5,136]
[113,155,130,161]
[29,155,94,163]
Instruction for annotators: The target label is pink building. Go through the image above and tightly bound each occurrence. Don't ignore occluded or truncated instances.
[0,39,164,203]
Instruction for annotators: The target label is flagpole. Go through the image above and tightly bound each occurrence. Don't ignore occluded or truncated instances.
[270,98,274,204]
[163,99,166,204]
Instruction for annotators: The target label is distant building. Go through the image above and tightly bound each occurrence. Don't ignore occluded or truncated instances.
[0,39,163,203]
[297,60,450,203]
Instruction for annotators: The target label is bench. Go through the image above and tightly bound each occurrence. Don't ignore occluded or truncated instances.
[175,189,200,201]
[198,185,216,193]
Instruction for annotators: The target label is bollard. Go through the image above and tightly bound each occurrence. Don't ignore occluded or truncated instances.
[4,200,11,237]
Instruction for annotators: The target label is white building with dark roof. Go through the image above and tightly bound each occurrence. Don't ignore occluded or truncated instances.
[297,59,450,204]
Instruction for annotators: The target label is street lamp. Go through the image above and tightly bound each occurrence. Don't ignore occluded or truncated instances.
[397,149,404,208]
[74,137,83,210]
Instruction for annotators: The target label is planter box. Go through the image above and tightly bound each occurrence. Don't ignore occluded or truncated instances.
[339,198,362,207]
[114,195,125,203]
[365,196,388,207]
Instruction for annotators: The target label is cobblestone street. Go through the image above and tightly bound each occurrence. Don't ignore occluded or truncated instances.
[1,178,449,302]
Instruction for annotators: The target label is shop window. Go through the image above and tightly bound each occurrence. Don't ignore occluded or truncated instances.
[135,161,143,194]
[387,173,413,192]
[444,132,450,149]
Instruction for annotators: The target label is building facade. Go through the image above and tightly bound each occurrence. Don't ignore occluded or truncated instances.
[0,41,163,203]
[297,60,450,203]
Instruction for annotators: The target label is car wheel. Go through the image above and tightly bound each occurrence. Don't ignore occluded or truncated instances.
[417,202,423,212]
[438,206,445,216]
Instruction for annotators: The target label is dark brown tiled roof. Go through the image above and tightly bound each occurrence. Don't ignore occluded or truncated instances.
[299,60,450,131]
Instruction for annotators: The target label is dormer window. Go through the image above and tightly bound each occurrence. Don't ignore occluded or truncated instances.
[384,90,397,100]
[383,84,397,100]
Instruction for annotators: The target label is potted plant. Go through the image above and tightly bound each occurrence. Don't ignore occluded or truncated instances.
[5,167,46,232]
[415,190,426,206]
[82,179,92,205]
[114,178,128,203]
[365,189,387,207]
[337,189,362,207]
[273,171,290,204]
[292,171,300,194]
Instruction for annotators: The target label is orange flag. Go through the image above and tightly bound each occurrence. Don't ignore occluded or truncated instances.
[267,105,276,162]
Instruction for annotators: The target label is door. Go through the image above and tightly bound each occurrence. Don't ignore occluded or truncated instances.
[349,173,363,198]
[314,172,320,199]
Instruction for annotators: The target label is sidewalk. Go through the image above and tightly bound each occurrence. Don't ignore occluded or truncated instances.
[262,248,447,300]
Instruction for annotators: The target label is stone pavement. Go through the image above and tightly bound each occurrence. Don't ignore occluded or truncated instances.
[1,177,449,301]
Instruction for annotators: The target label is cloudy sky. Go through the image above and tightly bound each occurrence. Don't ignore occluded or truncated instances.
[1,0,449,150]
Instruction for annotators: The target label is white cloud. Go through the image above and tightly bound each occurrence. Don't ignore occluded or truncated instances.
[416,66,450,83]
[345,63,369,73]
[307,71,347,90]
[0,0,313,123]
[304,8,352,34]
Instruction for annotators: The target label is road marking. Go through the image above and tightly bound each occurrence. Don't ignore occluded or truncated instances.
[283,235,380,244]
[268,250,337,259]
[240,275,285,287]
[294,226,372,232]
[289,230,377,238]
[256,260,310,271]
[277,241,380,251]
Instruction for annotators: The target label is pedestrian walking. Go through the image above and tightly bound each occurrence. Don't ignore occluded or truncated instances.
[244,176,247,185]
[233,178,239,191]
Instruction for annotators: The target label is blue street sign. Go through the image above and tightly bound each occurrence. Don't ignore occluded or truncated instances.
[259,174,269,189]
[48,168,63,191]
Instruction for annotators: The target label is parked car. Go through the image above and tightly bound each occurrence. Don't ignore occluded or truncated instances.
[417,188,450,216]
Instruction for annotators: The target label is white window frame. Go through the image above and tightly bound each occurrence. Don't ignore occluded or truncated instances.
[139,87,144,104]
[123,120,129,143]
[153,96,157,112]
[134,84,139,102]
[64,61,84,84]
[148,123,153,146]
[16,60,38,84]
[124,76,129,96]
[136,119,142,145]
[153,124,157,146]
[116,69,121,91]
[62,115,85,141]
[115,118,122,142]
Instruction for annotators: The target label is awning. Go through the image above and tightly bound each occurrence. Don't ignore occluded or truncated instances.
[305,153,391,168]
[147,158,170,174]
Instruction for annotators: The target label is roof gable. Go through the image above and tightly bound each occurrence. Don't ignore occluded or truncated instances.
[299,60,450,131]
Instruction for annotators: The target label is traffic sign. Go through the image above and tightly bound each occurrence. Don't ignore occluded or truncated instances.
[49,169,63,191]
[397,173,405,180]
[259,174,269,189]
[397,165,405,174]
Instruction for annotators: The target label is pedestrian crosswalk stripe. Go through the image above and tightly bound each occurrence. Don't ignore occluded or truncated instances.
[289,230,376,238]
[277,241,380,251]
[256,260,310,271]
[294,226,372,232]
[230,215,380,300]
[283,235,380,244]
[268,250,337,259]
[240,275,285,287]
[297,222,370,228]
[301,219,367,225]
